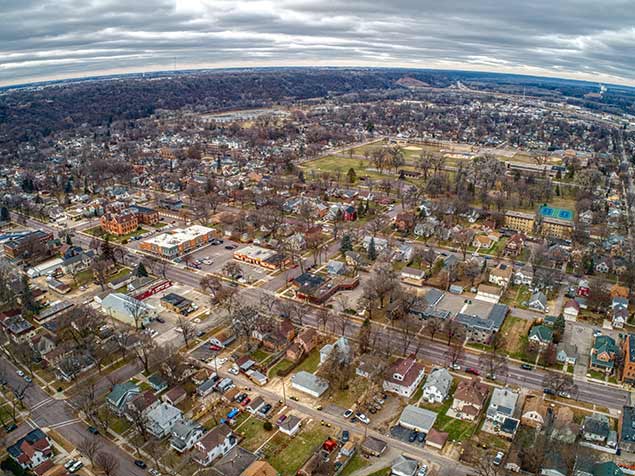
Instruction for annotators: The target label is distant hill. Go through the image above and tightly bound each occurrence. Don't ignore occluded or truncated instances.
[396,77,431,88]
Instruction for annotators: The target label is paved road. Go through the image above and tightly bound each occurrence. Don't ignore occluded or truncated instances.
[0,356,146,476]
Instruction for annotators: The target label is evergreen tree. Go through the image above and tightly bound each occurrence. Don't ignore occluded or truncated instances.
[368,237,377,260]
[347,168,357,183]
[136,262,149,278]
[20,275,39,316]
[65,234,72,245]
[340,234,353,254]
[357,317,371,354]
[0,206,9,222]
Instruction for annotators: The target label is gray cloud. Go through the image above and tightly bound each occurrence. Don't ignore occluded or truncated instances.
[1,0,634,86]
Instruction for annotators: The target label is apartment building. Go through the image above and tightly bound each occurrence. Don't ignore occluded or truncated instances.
[504,211,535,235]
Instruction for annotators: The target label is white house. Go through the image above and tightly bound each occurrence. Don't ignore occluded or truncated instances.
[193,425,237,466]
[563,300,580,322]
[383,356,425,398]
[278,415,302,437]
[421,368,453,404]
[170,419,204,453]
[145,402,183,438]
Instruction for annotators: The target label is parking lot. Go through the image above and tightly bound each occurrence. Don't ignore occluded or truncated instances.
[185,241,272,283]
[390,425,426,449]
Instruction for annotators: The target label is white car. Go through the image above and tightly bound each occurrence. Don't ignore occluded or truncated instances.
[451,363,461,371]
[493,452,504,466]
[16,370,24,377]
[228,367,239,375]
[69,461,83,473]
[149,329,159,338]
[417,464,428,476]
[355,412,370,424]
[216,357,228,365]
[343,409,353,418]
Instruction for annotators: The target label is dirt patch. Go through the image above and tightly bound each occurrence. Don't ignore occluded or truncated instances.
[500,317,533,354]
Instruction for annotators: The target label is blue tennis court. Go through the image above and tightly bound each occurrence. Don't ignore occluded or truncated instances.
[539,205,573,221]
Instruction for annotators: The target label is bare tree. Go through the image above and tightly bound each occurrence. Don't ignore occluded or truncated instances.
[447,340,465,368]
[123,297,149,330]
[424,317,443,341]
[176,315,197,348]
[77,437,101,468]
[542,371,578,397]
[95,451,119,476]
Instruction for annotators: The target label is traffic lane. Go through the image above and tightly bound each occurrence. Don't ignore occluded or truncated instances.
[59,422,147,476]
[301,307,629,410]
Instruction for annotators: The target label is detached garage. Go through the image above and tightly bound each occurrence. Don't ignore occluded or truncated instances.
[291,371,329,398]
[398,405,437,434]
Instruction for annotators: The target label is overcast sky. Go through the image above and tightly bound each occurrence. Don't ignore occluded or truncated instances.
[1,0,635,87]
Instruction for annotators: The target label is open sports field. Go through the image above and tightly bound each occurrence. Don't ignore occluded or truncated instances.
[539,204,574,221]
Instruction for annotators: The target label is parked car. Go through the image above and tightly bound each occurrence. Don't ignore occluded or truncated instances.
[520,364,534,370]
[149,469,161,476]
[417,432,425,443]
[260,404,272,415]
[341,430,350,443]
[87,426,99,435]
[69,461,83,473]
[241,397,251,407]
[408,431,418,442]
[543,388,556,395]
[493,452,505,466]
[24,375,32,383]
[417,465,428,476]
[343,409,353,418]
[134,460,147,469]
[276,415,287,426]
[155,317,165,324]
[4,423,17,433]
[16,370,24,377]
[355,412,370,424]
[451,363,461,370]
[465,368,480,376]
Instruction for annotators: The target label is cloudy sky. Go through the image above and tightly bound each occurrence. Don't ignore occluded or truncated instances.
[1,0,635,87]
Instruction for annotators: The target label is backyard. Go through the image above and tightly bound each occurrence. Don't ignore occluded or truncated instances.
[264,425,330,476]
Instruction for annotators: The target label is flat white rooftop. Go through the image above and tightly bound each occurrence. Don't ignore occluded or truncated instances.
[143,225,214,248]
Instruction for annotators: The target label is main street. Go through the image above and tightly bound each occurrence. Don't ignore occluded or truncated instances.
[13,212,631,413]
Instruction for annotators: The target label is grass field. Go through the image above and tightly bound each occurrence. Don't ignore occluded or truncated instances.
[237,417,276,451]
[340,453,371,476]
[499,316,533,355]
[266,425,329,476]
[84,225,147,243]
[269,359,295,376]
[295,349,321,374]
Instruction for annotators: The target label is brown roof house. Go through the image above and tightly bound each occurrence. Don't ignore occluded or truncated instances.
[449,378,490,421]
[382,355,426,398]
[520,394,549,429]
[295,328,317,354]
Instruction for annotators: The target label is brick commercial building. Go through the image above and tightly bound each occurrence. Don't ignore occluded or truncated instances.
[3,230,57,262]
[129,205,160,225]
[140,225,215,257]
[623,334,635,384]
[100,211,138,236]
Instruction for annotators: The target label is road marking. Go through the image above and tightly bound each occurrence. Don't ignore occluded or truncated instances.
[50,418,81,429]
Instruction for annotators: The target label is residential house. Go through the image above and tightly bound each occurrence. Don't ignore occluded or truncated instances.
[563,300,580,322]
[590,335,618,374]
[611,297,629,329]
[394,212,416,233]
[455,304,508,344]
[355,354,385,379]
[193,425,237,466]
[401,267,426,287]
[489,263,513,288]
[390,455,419,476]
[557,342,578,366]
[145,402,183,438]
[127,390,158,418]
[528,325,553,347]
[361,437,387,456]
[383,355,426,398]
[241,460,279,476]
[319,336,351,365]
[527,291,548,313]
[295,328,317,354]
[505,233,525,256]
[163,386,187,406]
[521,395,550,429]
[170,419,204,452]
[513,265,534,286]
[450,378,490,421]
[278,415,302,437]
[486,387,520,438]
[7,429,53,471]
[107,382,141,415]
[421,368,453,404]
[211,447,257,476]
[475,284,502,304]
[582,414,610,444]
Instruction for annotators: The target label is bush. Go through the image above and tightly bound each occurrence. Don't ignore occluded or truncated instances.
[263,421,273,431]
[1,457,27,476]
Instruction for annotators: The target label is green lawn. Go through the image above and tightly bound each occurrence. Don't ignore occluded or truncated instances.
[295,349,321,374]
[237,417,275,451]
[151,222,168,229]
[251,348,272,364]
[266,426,329,476]
[340,453,370,476]
[269,359,295,377]
[366,469,390,476]
[72,268,94,287]
[84,225,147,243]
[107,266,132,283]
[302,156,387,180]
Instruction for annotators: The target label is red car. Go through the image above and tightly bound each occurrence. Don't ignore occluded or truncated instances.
[209,344,222,351]
[241,397,251,407]
[465,367,480,376]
